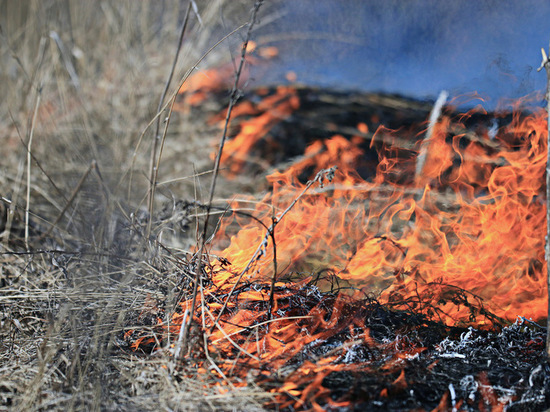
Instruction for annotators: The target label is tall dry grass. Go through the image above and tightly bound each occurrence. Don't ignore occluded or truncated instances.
[0,1,274,410]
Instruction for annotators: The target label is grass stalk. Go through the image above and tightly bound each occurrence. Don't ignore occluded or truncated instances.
[178,0,265,358]
[146,2,192,239]
[25,87,42,251]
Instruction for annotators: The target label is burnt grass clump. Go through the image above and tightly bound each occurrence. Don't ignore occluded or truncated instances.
[263,284,550,411]
[312,309,550,411]
[124,271,550,411]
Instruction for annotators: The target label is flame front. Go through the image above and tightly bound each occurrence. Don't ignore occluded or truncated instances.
[141,77,549,408]
[214,94,547,325]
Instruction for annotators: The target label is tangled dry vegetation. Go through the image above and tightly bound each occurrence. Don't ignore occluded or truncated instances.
[0,1,272,410]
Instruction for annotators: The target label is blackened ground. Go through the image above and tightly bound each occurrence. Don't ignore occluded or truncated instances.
[325,321,549,411]
[235,280,550,411]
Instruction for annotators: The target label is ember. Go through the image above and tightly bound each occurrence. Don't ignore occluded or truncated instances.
[129,60,550,410]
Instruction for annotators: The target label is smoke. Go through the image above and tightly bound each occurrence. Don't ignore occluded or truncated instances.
[252,0,549,106]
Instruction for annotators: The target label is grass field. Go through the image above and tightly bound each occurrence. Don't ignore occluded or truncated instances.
[0,1,274,410]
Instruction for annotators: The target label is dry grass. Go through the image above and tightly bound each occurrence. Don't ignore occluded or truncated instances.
[0,1,275,410]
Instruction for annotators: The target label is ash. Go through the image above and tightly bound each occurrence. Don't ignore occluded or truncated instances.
[272,296,550,411]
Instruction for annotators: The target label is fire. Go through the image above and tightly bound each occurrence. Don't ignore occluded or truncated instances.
[131,67,549,408]
[214,85,300,175]
[212,91,547,325]
[176,42,280,108]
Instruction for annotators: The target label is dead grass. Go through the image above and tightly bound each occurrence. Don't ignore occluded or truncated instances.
[0,0,275,410]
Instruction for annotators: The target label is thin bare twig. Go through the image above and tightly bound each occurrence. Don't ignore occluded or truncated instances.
[38,161,96,241]
[49,31,80,90]
[415,90,448,184]
[25,87,42,251]
[268,214,277,321]
[146,2,192,238]
[8,110,69,205]
[211,167,336,332]
[198,271,236,388]
[179,0,264,357]
[127,22,247,204]
[173,309,189,362]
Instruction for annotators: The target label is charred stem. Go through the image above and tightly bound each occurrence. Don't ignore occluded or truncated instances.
[268,215,278,320]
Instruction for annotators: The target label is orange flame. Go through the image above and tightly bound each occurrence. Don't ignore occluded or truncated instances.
[214,93,547,325]
[132,75,549,408]
[191,88,547,408]
[176,43,280,107]
[214,85,300,175]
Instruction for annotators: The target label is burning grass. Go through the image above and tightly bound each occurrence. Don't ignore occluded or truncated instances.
[209,86,547,325]
[125,77,550,409]
[1,1,550,411]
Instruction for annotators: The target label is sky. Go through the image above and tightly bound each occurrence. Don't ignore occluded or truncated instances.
[252,0,550,107]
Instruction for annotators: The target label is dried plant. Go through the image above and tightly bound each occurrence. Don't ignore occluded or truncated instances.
[0,1,274,410]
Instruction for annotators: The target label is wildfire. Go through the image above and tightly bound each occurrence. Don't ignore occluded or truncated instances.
[130,63,549,409]
[212,91,547,325]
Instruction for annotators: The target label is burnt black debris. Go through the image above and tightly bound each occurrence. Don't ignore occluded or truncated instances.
[307,314,549,411]
[255,282,549,411]
[126,275,550,411]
